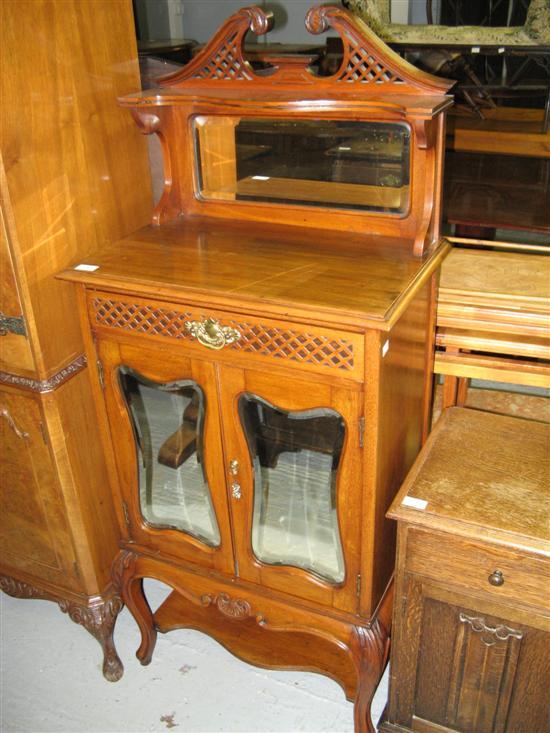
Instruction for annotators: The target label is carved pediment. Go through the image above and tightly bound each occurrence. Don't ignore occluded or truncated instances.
[158,4,453,95]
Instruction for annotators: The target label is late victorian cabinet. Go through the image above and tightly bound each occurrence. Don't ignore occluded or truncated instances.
[0,0,152,679]
[59,6,453,730]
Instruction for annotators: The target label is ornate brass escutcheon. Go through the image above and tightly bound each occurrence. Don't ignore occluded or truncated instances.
[185,317,241,350]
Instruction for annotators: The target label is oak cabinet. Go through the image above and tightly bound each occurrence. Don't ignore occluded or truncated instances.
[382,408,550,733]
[0,0,152,679]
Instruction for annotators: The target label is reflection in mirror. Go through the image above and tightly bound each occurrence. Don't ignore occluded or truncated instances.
[118,367,220,546]
[239,394,346,583]
[194,116,410,213]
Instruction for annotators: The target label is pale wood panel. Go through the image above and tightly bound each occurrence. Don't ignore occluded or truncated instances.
[389,408,550,552]
[439,249,550,303]
[42,369,121,594]
[0,0,152,377]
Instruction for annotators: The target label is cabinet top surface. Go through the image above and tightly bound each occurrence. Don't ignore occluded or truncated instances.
[439,249,550,303]
[58,218,448,327]
[389,408,550,553]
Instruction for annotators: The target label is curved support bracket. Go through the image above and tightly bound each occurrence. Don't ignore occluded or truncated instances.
[351,621,391,733]
[130,109,181,226]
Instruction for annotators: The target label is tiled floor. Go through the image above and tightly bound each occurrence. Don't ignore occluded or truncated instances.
[1,579,388,733]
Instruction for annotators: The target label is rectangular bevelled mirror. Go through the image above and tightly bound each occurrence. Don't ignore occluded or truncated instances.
[194,116,410,214]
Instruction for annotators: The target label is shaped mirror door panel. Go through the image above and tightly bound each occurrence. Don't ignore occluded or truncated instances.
[238,394,346,583]
[119,367,221,547]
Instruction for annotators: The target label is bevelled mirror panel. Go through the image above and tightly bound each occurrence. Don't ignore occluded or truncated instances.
[118,367,221,547]
[194,116,410,214]
[238,393,346,583]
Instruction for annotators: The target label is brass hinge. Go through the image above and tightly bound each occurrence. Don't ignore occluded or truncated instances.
[39,421,49,445]
[0,311,27,337]
[358,417,365,448]
[96,359,105,390]
[356,573,361,596]
[122,501,130,527]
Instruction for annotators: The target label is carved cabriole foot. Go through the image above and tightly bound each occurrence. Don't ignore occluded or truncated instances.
[0,573,124,682]
[112,550,157,666]
[113,551,392,732]
[58,594,124,682]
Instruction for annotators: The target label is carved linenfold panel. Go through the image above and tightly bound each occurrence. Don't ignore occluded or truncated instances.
[91,297,355,371]
[445,610,523,732]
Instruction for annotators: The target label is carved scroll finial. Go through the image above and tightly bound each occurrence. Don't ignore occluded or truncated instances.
[305,5,453,92]
[158,6,273,86]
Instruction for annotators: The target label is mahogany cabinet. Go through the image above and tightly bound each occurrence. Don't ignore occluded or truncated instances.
[59,5,453,730]
[383,408,550,733]
[0,0,152,679]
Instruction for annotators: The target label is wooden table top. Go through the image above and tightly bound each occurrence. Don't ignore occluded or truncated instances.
[389,407,550,554]
[439,248,550,305]
[58,218,448,330]
[60,219,449,328]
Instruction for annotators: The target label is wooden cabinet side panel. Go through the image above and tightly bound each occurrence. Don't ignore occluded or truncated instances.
[0,0,152,376]
[367,282,431,610]
[43,369,120,593]
[0,388,78,590]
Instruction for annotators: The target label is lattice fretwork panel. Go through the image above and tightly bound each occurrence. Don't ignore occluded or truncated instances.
[92,299,193,339]
[227,321,354,371]
[338,33,404,83]
[91,297,354,372]
[192,32,252,81]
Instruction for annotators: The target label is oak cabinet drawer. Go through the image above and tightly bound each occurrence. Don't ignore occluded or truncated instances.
[406,527,550,611]
[87,290,365,381]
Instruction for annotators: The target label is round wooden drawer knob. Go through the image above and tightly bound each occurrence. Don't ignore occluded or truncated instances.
[488,569,505,587]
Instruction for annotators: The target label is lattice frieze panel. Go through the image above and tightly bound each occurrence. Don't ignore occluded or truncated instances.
[338,33,404,83]
[226,321,354,371]
[192,32,252,81]
[92,299,193,339]
[91,297,354,372]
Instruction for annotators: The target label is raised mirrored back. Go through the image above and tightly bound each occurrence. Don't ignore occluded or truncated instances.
[194,117,411,215]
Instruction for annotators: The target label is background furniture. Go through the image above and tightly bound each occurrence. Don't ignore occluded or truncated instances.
[435,242,550,410]
[0,0,152,679]
[382,406,549,732]
[58,6,453,731]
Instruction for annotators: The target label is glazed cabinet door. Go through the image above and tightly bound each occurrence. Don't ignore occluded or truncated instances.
[218,364,363,613]
[98,339,234,575]
[0,388,77,589]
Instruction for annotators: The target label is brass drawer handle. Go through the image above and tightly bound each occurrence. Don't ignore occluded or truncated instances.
[231,482,242,500]
[0,406,29,440]
[185,318,240,350]
[488,569,504,587]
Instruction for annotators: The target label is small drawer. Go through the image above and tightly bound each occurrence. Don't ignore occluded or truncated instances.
[87,290,365,381]
[406,527,549,611]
